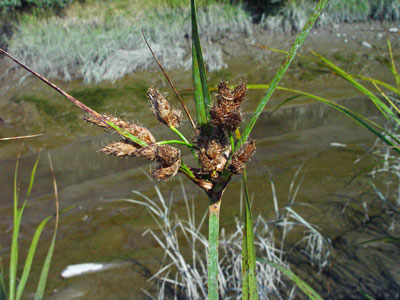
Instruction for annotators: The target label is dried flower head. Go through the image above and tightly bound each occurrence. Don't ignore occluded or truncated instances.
[228,139,256,174]
[84,114,156,145]
[210,81,247,131]
[147,88,182,128]
[151,159,181,181]
[195,127,229,175]
[101,141,139,157]
[101,139,181,181]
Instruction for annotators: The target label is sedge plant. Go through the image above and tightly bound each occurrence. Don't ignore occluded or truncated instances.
[0,154,59,300]
[0,0,328,298]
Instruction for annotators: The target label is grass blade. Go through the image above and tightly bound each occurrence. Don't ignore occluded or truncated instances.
[247,84,400,153]
[387,37,400,98]
[9,157,21,300]
[0,266,6,300]
[26,155,40,200]
[312,51,400,126]
[239,0,329,145]
[208,200,220,300]
[257,259,323,300]
[357,237,400,245]
[16,215,52,300]
[241,170,259,300]
[191,0,211,126]
[35,154,59,300]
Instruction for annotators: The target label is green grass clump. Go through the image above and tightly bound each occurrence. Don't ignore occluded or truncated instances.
[7,4,251,83]
[0,155,59,300]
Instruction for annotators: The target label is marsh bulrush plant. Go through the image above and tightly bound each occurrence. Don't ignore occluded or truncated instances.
[0,0,329,298]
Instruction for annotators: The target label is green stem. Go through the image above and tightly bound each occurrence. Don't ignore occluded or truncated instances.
[208,199,220,300]
[228,131,235,153]
[179,161,195,179]
[170,126,200,165]
[157,140,195,148]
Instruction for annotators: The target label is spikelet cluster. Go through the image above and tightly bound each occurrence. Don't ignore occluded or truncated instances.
[84,114,181,181]
[228,139,256,174]
[84,114,156,145]
[147,88,182,128]
[195,127,229,176]
[210,81,246,132]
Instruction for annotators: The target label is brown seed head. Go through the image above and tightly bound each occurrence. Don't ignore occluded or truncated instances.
[147,88,182,128]
[211,81,247,131]
[156,145,181,165]
[101,141,139,157]
[151,159,181,181]
[233,81,247,105]
[229,139,256,174]
[84,114,156,145]
[136,144,158,161]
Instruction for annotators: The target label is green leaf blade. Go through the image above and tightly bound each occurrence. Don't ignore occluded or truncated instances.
[257,259,323,300]
[240,0,329,145]
[241,170,259,300]
[16,215,52,300]
[191,0,211,126]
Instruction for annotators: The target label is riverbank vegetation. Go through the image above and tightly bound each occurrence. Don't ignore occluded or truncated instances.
[1,0,400,83]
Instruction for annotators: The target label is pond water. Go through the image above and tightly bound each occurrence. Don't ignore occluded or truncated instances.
[1,24,400,299]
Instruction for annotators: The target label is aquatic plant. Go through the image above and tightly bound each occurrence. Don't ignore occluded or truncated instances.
[0,0,328,298]
[0,154,59,300]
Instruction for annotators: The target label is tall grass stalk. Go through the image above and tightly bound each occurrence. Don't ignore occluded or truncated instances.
[1,154,59,300]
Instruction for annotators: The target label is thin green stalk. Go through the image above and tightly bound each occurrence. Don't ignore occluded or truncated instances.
[170,126,200,164]
[239,0,329,145]
[179,161,196,179]
[312,51,400,127]
[241,169,259,300]
[35,154,59,300]
[208,200,220,300]
[247,84,400,153]
[257,259,324,300]
[157,140,195,148]
[228,131,235,153]
[387,37,400,98]
[16,215,52,300]
[0,267,6,300]
[9,158,20,300]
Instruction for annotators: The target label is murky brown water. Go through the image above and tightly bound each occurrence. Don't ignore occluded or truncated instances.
[1,23,400,299]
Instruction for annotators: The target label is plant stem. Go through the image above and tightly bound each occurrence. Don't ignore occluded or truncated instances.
[208,199,220,300]
[228,131,235,153]
[157,140,195,148]
[170,126,200,164]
